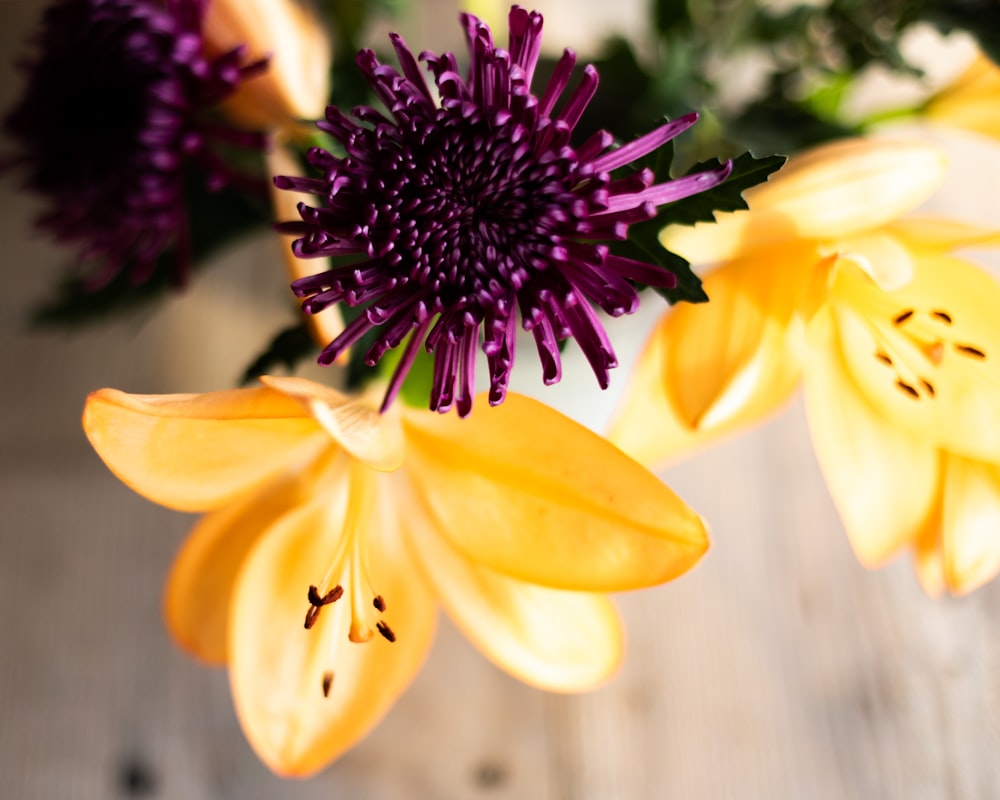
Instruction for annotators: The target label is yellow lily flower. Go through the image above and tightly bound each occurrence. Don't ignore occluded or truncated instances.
[83,377,708,775]
[923,53,1000,142]
[203,0,331,132]
[610,137,1000,595]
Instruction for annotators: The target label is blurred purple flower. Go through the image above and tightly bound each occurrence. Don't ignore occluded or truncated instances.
[5,0,267,288]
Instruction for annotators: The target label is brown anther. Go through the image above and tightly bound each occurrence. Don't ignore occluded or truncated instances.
[373,595,386,612]
[308,584,344,607]
[322,671,334,698]
[304,606,321,630]
[376,621,396,643]
[893,309,914,325]
[956,344,987,360]
[895,379,920,399]
[919,378,936,397]
[875,351,893,366]
[932,310,953,325]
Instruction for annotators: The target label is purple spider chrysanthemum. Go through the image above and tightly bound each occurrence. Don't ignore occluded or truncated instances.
[5,0,267,288]
[277,6,731,417]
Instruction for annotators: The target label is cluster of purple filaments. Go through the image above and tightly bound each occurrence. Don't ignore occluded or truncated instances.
[277,6,731,416]
[5,0,267,287]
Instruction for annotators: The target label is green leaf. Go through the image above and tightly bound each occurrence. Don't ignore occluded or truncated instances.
[611,219,706,306]
[654,0,691,34]
[31,176,271,328]
[662,151,787,227]
[653,250,707,305]
[608,151,784,306]
[241,323,318,384]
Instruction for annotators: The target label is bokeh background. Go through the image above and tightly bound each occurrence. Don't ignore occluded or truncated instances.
[3,1,1000,797]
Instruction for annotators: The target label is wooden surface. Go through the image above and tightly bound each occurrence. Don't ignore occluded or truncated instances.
[4,2,1000,797]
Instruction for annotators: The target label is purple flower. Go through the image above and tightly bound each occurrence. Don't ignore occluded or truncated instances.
[277,6,731,417]
[5,0,267,288]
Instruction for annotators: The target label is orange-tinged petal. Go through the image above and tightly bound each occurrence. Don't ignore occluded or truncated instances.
[204,0,331,131]
[83,387,325,512]
[912,521,946,598]
[661,248,811,431]
[941,454,1000,595]
[606,313,714,466]
[229,478,436,776]
[802,308,940,565]
[831,253,1000,462]
[164,462,328,664]
[402,489,622,692]
[402,393,708,592]
[661,139,947,263]
[261,376,405,471]
[267,146,345,348]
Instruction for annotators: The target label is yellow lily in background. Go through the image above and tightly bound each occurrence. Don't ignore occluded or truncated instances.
[610,137,1000,595]
[84,378,707,775]
[923,53,1000,142]
[203,0,331,132]
[267,145,345,348]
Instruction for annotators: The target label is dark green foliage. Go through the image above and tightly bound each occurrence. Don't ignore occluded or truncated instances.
[241,322,317,384]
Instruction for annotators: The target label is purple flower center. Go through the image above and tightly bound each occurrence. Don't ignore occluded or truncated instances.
[278,6,731,416]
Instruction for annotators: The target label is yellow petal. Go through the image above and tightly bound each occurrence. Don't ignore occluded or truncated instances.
[229,477,437,776]
[402,393,708,592]
[402,488,622,692]
[661,139,947,263]
[912,521,946,598]
[941,454,1000,595]
[661,248,811,431]
[266,145,345,349]
[83,387,325,512]
[802,308,940,565]
[829,234,914,292]
[606,313,714,466]
[261,376,405,471]
[924,54,1000,141]
[831,253,1000,462]
[882,217,1000,254]
[204,0,331,131]
[164,464,325,664]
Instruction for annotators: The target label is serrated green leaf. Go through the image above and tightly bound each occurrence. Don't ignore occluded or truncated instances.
[610,218,706,306]
[662,151,787,227]
[241,322,318,384]
[653,250,708,305]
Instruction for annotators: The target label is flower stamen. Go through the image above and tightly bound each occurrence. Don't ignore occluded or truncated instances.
[304,583,344,630]
[301,460,396,645]
[955,343,987,359]
[322,671,334,697]
[376,621,397,643]
[867,306,988,399]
